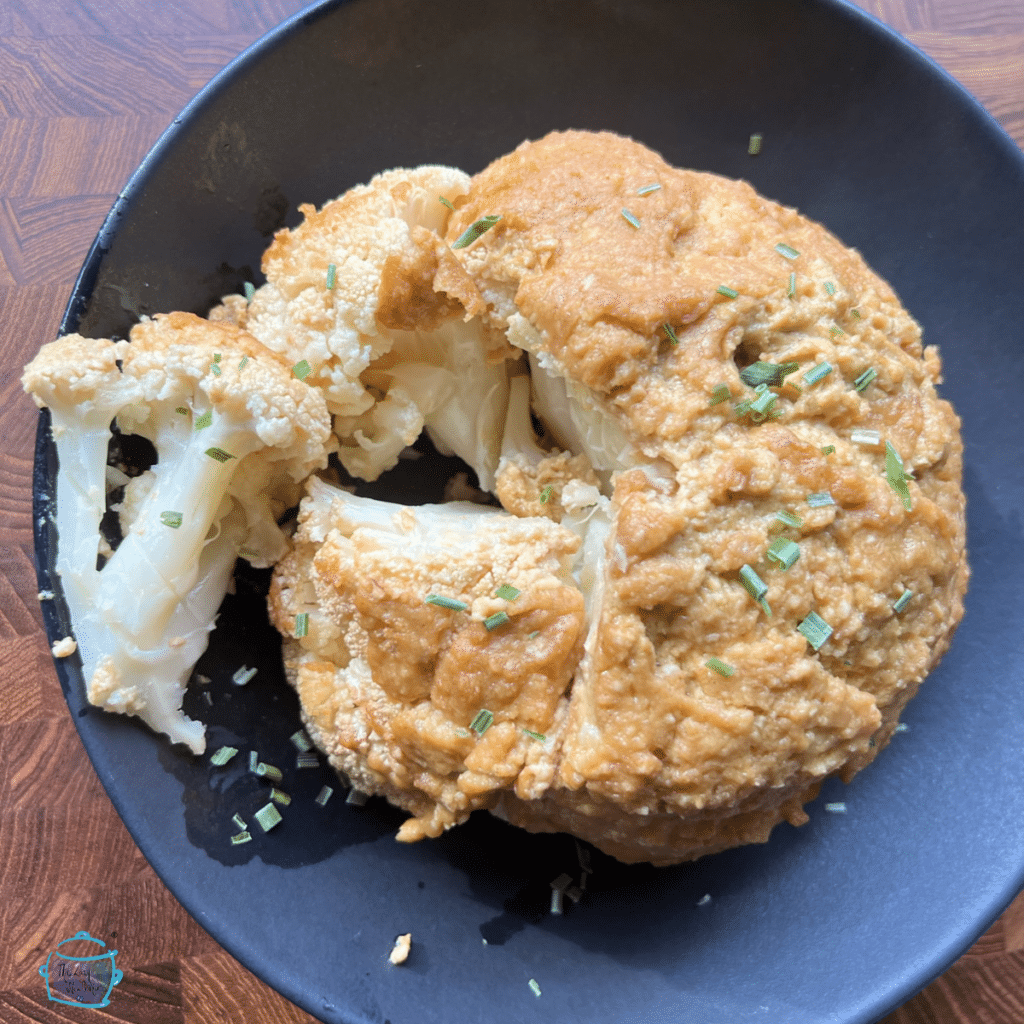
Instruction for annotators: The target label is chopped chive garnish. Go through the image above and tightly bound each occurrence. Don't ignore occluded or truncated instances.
[851,428,881,446]
[232,813,246,830]
[194,410,212,431]
[495,584,520,601]
[213,352,222,364]
[637,183,662,195]
[346,789,369,806]
[238,355,249,371]
[802,361,833,387]
[296,752,319,768]
[806,491,836,508]
[663,322,679,345]
[825,802,847,813]
[775,242,800,260]
[717,285,739,299]
[205,447,236,463]
[709,383,732,406]
[886,441,913,510]
[748,133,763,155]
[209,746,239,767]
[230,830,252,845]
[529,979,542,998]
[254,802,282,833]
[315,785,334,806]
[820,445,836,456]
[439,195,454,210]
[160,510,183,529]
[550,888,564,915]
[894,722,909,733]
[705,657,735,677]
[248,750,259,773]
[270,788,292,806]
[824,281,836,296]
[470,709,494,735]
[292,359,312,381]
[526,630,539,640]
[255,762,283,784]
[483,611,510,631]
[451,214,501,249]
[788,271,797,298]
[325,263,337,290]
[851,308,862,318]
[853,368,877,392]
[294,612,309,638]
[893,589,913,613]
[739,564,770,615]
[523,729,546,742]
[243,282,255,302]
[748,389,777,421]
[539,484,553,504]
[290,730,313,752]
[621,208,641,229]
[829,325,844,337]
[733,398,753,417]
[775,509,803,529]
[425,594,469,612]
[232,665,257,686]
[739,361,799,389]
[797,611,833,650]
[175,406,189,416]
[766,537,800,570]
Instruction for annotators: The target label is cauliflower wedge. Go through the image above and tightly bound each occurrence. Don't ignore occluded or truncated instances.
[269,477,585,841]
[23,312,333,753]
[213,164,516,491]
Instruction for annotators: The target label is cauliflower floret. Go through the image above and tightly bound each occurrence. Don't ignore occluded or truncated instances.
[268,477,585,840]
[23,312,333,752]
[242,165,473,418]
[494,373,601,520]
[23,333,144,621]
[218,166,516,491]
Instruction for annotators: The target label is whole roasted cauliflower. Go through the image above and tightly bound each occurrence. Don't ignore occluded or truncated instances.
[264,130,968,865]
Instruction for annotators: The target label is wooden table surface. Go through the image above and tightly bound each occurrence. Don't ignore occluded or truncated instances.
[1,1,1021,1021]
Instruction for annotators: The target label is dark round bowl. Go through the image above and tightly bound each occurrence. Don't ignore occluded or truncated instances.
[33,1,1024,1022]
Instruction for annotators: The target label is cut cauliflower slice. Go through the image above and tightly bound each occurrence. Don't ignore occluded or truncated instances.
[268,477,585,840]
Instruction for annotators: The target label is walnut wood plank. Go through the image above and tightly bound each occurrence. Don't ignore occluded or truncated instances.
[0,2,1020,1024]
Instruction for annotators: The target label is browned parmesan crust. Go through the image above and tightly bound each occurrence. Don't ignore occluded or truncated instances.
[271,131,968,865]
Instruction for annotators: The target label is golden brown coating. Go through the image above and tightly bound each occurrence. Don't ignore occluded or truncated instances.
[273,131,967,864]
[269,479,585,841]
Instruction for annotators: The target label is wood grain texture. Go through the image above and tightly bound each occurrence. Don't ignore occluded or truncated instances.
[0,2,1020,1023]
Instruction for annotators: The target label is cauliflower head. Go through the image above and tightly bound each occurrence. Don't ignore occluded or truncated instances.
[268,130,967,864]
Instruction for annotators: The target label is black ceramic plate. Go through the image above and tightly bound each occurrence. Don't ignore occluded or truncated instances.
[33,1,1024,1022]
